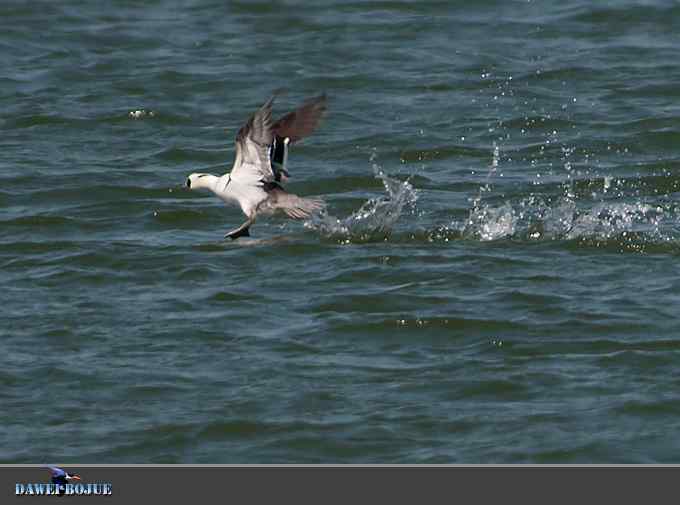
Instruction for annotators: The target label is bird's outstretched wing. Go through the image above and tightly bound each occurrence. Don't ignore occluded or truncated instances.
[230,94,328,184]
[272,94,327,144]
[230,96,277,183]
[47,466,66,478]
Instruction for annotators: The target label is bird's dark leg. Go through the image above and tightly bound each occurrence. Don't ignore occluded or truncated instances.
[225,218,254,240]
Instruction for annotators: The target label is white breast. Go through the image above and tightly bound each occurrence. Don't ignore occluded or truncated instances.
[214,175,267,218]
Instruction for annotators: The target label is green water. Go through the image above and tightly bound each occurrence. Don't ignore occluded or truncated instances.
[3,0,680,463]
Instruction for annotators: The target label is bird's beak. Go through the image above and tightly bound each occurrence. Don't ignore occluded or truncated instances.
[71,475,81,481]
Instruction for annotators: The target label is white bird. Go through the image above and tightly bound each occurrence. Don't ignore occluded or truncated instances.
[186,93,327,239]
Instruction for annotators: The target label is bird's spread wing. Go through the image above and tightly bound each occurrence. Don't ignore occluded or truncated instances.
[230,96,276,183]
[230,94,328,184]
[272,94,327,144]
[48,466,66,478]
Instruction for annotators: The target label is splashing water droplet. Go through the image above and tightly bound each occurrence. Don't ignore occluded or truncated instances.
[306,163,418,243]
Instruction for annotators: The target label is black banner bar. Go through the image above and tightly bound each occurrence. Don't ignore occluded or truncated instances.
[2,466,677,504]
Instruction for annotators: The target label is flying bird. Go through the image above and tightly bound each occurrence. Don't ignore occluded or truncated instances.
[185,93,328,239]
[47,466,80,495]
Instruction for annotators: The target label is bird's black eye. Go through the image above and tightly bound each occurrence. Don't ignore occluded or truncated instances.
[186,178,191,188]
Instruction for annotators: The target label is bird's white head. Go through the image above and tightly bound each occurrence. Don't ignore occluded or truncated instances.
[185,173,216,191]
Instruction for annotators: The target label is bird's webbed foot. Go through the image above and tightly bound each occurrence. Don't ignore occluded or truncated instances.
[224,219,253,240]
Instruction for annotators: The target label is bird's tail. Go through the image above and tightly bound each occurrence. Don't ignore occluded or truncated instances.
[282,195,326,219]
[266,188,326,219]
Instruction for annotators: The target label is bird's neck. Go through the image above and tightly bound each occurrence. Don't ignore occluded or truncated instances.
[195,174,221,192]
[215,173,234,196]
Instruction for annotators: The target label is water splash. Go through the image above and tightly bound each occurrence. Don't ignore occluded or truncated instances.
[463,201,517,241]
[459,195,675,245]
[447,143,680,252]
[462,141,517,241]
[306,156,418,243]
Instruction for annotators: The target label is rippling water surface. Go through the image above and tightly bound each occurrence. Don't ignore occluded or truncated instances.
[3,0,680,463]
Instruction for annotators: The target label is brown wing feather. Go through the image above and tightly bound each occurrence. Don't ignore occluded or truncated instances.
[272,94,327,144]
[230,93,327,183]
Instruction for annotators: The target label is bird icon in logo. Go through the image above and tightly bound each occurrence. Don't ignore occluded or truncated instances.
[47,466,81,495]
